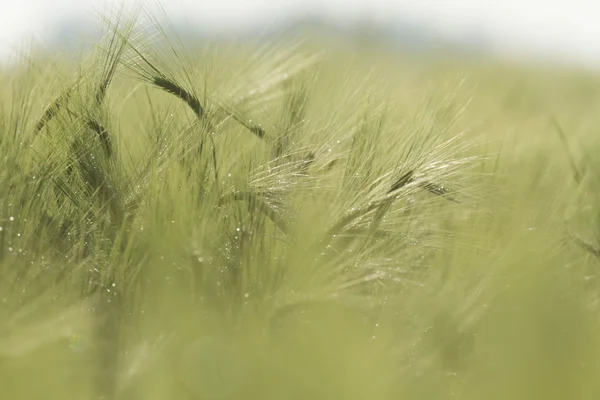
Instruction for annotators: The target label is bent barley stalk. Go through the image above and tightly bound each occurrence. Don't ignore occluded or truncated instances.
[34,87,74,134]
[152,76,203,119]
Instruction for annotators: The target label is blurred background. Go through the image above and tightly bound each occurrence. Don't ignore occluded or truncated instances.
[1,0,600,69]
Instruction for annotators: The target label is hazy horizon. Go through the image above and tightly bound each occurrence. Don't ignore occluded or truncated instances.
[1,0,600,69]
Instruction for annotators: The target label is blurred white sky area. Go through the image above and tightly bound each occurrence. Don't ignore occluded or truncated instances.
[0,0,599,67]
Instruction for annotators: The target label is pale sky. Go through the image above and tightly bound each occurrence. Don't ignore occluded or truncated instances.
[1,0,599,67]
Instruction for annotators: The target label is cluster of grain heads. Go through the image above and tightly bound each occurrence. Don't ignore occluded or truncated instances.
[23,11,144,399]
[0,6,481,399]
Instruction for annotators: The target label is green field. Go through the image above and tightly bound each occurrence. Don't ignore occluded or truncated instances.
[2,11,600,400]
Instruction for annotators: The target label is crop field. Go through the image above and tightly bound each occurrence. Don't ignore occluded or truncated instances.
[1,9,600,400]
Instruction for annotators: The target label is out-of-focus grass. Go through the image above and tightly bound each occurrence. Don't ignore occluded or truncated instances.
[1,9,600,400]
